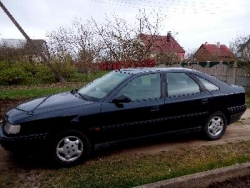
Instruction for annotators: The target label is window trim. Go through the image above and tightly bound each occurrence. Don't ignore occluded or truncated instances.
[111,72,163,102]
[190,73,220,92]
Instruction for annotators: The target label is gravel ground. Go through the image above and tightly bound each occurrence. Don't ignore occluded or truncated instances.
[209,175,250,188]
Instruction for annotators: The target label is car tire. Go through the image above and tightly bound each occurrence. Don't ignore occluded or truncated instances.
[52,130,91,167]
[203,112,227,140]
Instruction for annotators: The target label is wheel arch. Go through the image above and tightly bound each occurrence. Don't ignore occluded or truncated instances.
[215,109,230,125]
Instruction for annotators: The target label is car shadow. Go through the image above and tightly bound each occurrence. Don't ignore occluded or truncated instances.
[6,151,54,170]
[4,131,203,169]
[92,131,203,159]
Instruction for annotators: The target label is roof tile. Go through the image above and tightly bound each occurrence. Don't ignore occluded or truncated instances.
[138,33,185,53]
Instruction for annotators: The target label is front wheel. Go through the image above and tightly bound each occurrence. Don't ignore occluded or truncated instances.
[203,112,227,140]
[52,130,91,167]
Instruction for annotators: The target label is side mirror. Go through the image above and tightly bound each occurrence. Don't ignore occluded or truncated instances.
[112,94,131,103]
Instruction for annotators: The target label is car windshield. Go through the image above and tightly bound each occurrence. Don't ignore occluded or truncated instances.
[78,71,131,101]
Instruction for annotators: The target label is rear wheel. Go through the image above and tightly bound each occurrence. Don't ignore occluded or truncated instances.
[52,130,91,167]
[203,112,227,140]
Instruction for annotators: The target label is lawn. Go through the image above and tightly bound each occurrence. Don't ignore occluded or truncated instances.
[0,83,84,99]
[246,94,250,107]
[1,140,250,188]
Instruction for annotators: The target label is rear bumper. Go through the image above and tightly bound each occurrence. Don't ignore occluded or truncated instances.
[0,125,50,151]
[228,104,247,124]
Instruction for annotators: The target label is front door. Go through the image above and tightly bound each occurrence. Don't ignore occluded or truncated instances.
[99,73,165,142]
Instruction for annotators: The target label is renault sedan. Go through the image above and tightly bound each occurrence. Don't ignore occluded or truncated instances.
[0,68,247,167]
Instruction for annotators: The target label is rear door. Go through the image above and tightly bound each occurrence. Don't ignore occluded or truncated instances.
[162,72,212,132]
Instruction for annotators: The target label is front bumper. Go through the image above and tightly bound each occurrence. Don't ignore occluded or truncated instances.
[0,125,50,151]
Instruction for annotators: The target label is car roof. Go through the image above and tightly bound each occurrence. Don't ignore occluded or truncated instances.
[115,67,196,75]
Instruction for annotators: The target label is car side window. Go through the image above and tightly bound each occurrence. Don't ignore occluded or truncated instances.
[194,75,219,91]
[167,73,200,97]
[117,73,161,101]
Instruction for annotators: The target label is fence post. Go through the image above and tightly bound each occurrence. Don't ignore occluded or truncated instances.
[232,62,237,85]
[205,61,210,74]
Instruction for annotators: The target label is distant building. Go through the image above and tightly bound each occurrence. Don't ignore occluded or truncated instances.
[193,42,235,62]
[0,39,25,48]
[138,32,185,64]
[0,38,49,62]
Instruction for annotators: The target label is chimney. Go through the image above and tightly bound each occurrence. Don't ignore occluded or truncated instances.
[217,42,220,48]
[167,31,171,42]
[205,42,208,45]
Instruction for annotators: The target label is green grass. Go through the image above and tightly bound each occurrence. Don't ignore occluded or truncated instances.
[246,94,250,107]
[1,141,250,188]
[0,70,110,99]
[0,83,84,99]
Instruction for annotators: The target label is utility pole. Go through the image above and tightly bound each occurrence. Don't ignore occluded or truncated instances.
[0,0,65,82]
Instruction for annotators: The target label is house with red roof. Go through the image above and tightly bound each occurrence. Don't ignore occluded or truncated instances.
[138,32,185,64]
[193,42,235,62]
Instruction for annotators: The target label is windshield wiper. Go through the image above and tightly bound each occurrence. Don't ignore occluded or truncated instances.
[70,89,78,94]
[78,92,89,101]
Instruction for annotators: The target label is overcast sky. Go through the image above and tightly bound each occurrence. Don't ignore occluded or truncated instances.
[0,0,249,52]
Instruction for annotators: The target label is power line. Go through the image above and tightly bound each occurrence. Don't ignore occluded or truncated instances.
[178,21,250,36]
[177,16,250,35]
[90,0,250,13]
[92,0,250,35]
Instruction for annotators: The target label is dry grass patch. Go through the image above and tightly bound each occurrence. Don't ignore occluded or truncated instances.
[1,141,250,188]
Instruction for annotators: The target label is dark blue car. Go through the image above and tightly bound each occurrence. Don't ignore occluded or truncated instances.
[0,68,247,167]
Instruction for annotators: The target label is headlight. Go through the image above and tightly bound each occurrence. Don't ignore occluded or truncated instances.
[4,122,21,134]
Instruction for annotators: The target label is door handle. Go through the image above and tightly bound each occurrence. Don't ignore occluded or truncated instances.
[151,105,160,112]
[201,98,208,104]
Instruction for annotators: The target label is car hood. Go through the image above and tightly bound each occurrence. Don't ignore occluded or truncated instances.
[6,91,93,123]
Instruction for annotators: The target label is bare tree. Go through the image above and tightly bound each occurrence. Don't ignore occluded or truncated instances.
[229,35,250,62]
[92,9,167,65]
[47,18,101,78]
[184,48,198,63]
[47,8,180,73]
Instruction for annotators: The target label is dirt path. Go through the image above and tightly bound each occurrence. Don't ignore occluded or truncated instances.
[115,121,250,156]
[0,146,14,172]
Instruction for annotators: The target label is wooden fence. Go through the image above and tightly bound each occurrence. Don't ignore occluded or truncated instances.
[160,62,250,89]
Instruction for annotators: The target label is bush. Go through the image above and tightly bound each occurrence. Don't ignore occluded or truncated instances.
[34,64,56,84]
[22,62,39,76]
[0,61,55,85]
[0,66,27,85]
[0,61,104,85]
[52,62,77,79]
[0,61,9,70]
